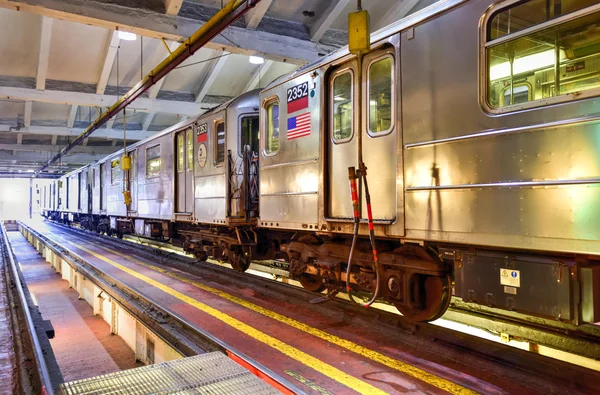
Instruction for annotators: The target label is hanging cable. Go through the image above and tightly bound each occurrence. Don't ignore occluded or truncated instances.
[345,0,380,308]
[140,35,144,81]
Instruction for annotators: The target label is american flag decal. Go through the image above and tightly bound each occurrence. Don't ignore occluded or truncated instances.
[287,112,311,140]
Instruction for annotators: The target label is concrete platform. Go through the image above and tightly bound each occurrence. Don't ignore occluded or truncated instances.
[8,231,143,383]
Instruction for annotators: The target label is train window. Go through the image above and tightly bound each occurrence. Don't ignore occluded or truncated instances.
[214,120,225,165]
[111,159,120,185]
[488,0,598,41]
[484,2,600,112]
[186,128,193,170]
[240,116,259,156]
[177,134,184,173]
[130,150,137,179]
[146,145,161,178]
[331,71,353,142]
[368,56,394,136]
[92,168,96,188]
[264,100,279,155]
[502,84,530,106]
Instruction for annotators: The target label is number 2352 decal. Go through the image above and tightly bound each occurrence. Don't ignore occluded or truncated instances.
[287,81,309,113]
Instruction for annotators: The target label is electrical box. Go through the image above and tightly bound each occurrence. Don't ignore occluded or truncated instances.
[348,10,370,55]
[121,155,131,171]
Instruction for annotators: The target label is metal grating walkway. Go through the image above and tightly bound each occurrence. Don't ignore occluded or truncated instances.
[59,352,281,394]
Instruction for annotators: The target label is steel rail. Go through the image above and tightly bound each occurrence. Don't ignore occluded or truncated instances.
[1,223,54,394]
[37,0,261,174]
[29,220,600,391]
[17,222,305,395]
[46,220,600,361]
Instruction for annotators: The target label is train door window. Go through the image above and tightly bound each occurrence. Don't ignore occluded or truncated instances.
[186,128,194,170]
[483,1,600,112]
[264,99,279,155]
[240,115,259,156]
[177,134,184,173]
[502,84,531,106]
[92,168,96,188]
[368,55,394,136]
[331,70,353,143]
[66,178,69,209]
[146,145,161,178]
[214,120,225,166]
[77,173,82,209]
[100,163,106,210]
[131,150,137,179]
[111,159,120,184]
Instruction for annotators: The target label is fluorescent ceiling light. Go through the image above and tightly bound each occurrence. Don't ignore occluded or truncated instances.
[118,31,137,41]
[249,56,264,64]
[490,49,558,81]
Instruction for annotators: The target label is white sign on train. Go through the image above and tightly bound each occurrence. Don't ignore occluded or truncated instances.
[500,268,520,287]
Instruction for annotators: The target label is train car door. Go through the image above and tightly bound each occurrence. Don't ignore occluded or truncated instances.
[129,149,137,212]
[327,48,397,221]
[175,128,194,214]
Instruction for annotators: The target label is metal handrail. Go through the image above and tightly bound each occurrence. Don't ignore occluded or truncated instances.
[1,223,54,395]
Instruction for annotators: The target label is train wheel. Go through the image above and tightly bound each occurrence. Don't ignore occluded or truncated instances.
[393,274,452,322]
[299,274,326,293]
[230,252,250,272]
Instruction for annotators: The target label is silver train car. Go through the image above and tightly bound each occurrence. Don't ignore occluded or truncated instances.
[43,0,600,324]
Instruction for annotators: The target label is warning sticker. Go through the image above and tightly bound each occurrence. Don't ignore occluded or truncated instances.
[500,268,521,287]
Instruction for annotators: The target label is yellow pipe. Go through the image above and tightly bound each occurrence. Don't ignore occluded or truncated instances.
[39,0,252,172]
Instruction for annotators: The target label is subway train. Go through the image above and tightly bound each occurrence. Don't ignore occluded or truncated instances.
[41,0,600,324]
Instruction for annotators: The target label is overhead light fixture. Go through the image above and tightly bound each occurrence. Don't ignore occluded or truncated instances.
[118,31,137,41]
[249,56,264,65]
[26,169,34,173]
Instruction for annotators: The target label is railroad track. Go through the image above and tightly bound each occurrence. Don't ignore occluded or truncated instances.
[19,220,600,393]
[64,220,600,363]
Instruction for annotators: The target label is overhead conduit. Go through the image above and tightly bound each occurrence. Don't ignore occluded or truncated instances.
[37,0,262,174]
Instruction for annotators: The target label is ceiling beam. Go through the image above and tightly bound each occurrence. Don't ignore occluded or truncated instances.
[373,0,421,31]
[0,150,106,164]
[243,60,274,92]
[245,0,272,29]
[67,104,77,128]
[106,117,115,130]
[0,125,154,140]
[0,86,215,116]
[310,0,350,42]
[24,101,32,127]
[96,31,120,95]
[0,143,122,155]
[142,41,179,131]
[36,16,53,90]
[0,0,334,64]
[195,51,229,103]
[148,41,179,99]
[164,0,183,16]
[141,112,156,131]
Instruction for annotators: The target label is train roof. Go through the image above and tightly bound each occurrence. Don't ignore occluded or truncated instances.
[263,0,466,92]
[59,89,261,177]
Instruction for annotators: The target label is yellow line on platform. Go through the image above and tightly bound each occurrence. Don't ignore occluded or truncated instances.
[79,241,478,395]
[67,241,387,395]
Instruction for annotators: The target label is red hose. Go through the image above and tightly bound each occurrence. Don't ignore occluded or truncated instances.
[346,164,381,308]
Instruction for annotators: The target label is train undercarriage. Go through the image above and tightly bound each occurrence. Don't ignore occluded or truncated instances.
[41,211,600,325]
